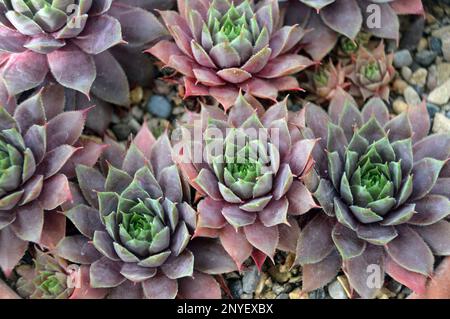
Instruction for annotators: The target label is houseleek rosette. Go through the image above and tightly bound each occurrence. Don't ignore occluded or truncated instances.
[0,0,167,106]
[347,42,395,101]
[175,93,318,269]
[280,0,424,60]
[297,88,450,298]
[148,0,313,109]
[0,83,101,276]
[306,60,347,101]
[16,248,106,299]
[56,125,236,299]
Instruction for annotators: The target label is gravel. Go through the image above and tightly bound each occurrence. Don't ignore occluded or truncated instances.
[146,95,173,119]
[242,266,260,294]
[394,50,413,68]
[416,50,438,67]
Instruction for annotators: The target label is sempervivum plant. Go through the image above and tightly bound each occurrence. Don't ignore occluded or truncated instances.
[297,88,450,298]
[56,125,236,299]
[15,248,107,299]
[280,0,424,61]
[148,0,314,109]
[0,0,167,106]
[346,42,395,101]
[174,93,318,269]
[0,83,102,276]
[305,60,348,102]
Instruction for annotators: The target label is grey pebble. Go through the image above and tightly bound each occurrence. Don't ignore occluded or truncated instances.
[309,288,327,299]
[242,266,260,294]
[416,50,438,67]
[228,280,243,299]
[429,37,443,55]
[146,95,172,119]
[328,280,348,299]
[427,102,441,120]
[394,50,413,68]
[112,124,132,141]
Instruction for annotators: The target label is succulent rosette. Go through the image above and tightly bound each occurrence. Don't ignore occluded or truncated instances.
[0,82,102,276]
[148,0,314,109]
[56,125,236,299]
[280,0,424,60]
[346,42,395,101]
[0,0,167,106]
[174,93,318,269]
[305,60,348,102]
[296,89,450,298]
[15,248,106,299]
[337,32,372,59]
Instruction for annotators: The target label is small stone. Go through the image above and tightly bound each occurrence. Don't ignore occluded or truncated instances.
[229,280,243,299]
[393,50,413,68]
[426,12,437,25]
[401,66,413,81]
[443,37,450,62]
[131,106,144,120]
[130,86,144,104]
[276,293,289,299]
[268,265,291,283]
[146,95,172,119]
[289,288,307,299]
[404,86,421,106]
[432,5,445,18]
[409,68,428,87]
[240,293,253,299]
[263,291,277,299]
[112,124,132,141]
[153,79,172,95]
[328,280,348,299]
[427,103,440,120]
[409,61,421,72]
[337,276,352,298]
[428,78,450,105]
[437,63,450,86]
[392,78,408,94]
[128,118,141,133]
[429,37,443,55]
[413,84,425,96]
[432,25,450,39]
[242,265,260,294]
[393,99,409,114]
[415,50,437,67]
[254,272,268,296]
[427,65,438,91]
[433,113,450,134]
[272,283,285,295]
[309,288,327,299]
[417,37,428,52]
[172,106,185,116]
[111,113,120,124]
